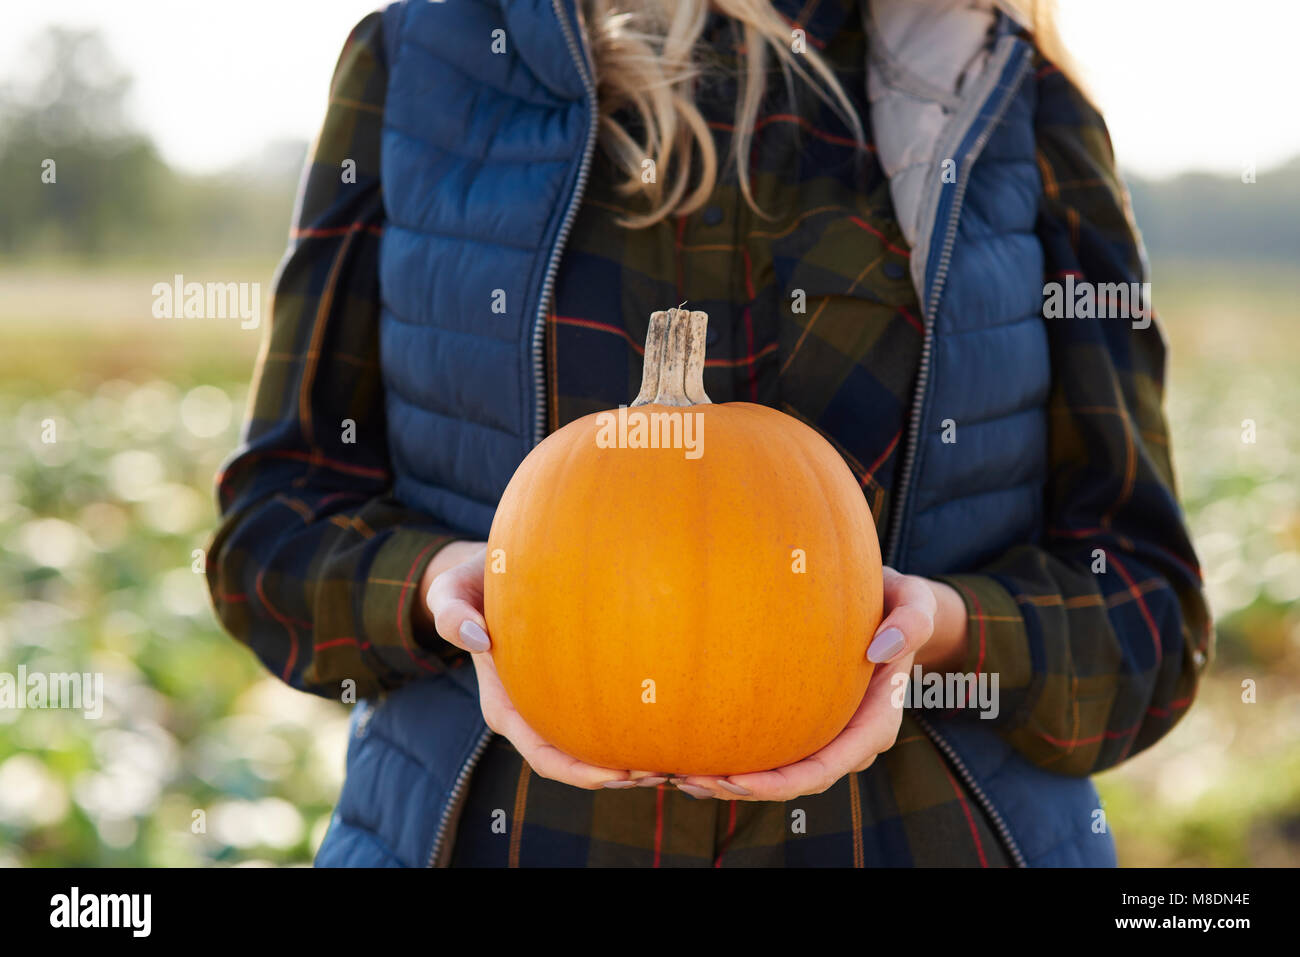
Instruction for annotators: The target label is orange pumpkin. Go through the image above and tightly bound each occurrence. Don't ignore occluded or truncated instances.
[484,308,882,775]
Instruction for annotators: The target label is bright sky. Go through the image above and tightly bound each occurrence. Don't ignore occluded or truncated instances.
[3,0,1297,180]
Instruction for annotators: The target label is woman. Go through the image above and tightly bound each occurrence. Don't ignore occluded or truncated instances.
[208,0,1211,867]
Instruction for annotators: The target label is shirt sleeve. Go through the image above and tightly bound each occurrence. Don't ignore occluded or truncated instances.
[206,11,469,700]
[931,59,1214,776]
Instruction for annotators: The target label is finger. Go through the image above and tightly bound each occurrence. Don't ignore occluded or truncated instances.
[672,775,749,798]
[881,566,939,617]
[845,652,914,770]
[428,560,490,653]
[668,777,725,800]
[470,653,631,789]
[677,759,828,803]
[868,569,937,663]
[628,770,670,788]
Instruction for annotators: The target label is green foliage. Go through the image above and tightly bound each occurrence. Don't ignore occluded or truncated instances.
[1091,262,1300,867]
[0,308,347,865]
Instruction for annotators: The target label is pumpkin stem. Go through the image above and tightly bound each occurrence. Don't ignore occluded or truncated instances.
[631,308,713,407]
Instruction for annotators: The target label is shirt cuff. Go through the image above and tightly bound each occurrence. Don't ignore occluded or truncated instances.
[359,526,468,677]
[932,573,1035,715]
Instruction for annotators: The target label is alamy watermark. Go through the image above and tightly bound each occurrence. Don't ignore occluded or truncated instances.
[891,666,1000,719]
[151,273,260,329]
[0,666,104,719]
[595,406,704,460]
[49,887,150,937]
[1042,275,1152,330]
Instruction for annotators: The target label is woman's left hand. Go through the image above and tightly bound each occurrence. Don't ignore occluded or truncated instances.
[670,567,969,802]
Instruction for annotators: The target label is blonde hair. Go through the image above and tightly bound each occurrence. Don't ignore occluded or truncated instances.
[1000,0,1090,102]
[580,0,1082,229]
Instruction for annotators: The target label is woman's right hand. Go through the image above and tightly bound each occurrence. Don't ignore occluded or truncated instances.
[421,542,663,791]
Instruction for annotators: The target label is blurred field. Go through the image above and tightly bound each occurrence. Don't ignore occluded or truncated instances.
[1094,261,1300,866]
[0,257,1297,866]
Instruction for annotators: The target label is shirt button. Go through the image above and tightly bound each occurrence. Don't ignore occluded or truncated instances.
[706,324,721,345]
[702,205,723,226]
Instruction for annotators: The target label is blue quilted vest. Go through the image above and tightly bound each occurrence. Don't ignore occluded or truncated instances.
[315,0,1116,868]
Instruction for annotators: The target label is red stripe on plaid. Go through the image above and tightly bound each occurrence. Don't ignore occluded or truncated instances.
[861,429,901,488]
[292,224,384,239]
[1107,552,1163,667]
[1048,525,1106,538]
[1029,698,1195,749]
[653,785,665,868]
[1146,696,1194,719]
[314,637,373,652]
[674,216,687,304]
[1033,726,1125,748]
[953,580,989,683]
[300,223,362,439]
[714,801,737,868]
[219,448,389,485]
[848,216,911,258]
[553,316,645,352]
[707,344,779,368]
[741,246,758,401]
[255,567,302,684]
[317,490,369,510]
[938,763,989,868]
[394,540,450,675]
[848,773,865,867]
[553,316,779,369]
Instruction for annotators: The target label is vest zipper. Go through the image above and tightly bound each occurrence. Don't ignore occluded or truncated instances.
[425,725,493,867]
[884,39,1032,568]
[882,40,1034,868]
[426,0,600,869]
[530,0,601,447]
[352,698,377,739]
[914,714,1027,867]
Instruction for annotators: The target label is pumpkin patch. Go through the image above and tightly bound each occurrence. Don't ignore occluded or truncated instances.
[484,308,883,775]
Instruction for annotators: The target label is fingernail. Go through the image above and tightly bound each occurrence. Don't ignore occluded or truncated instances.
[675,784,714,799]
[867,626,905,663]
[459,620,491,652]
[602,779,638,789]
[635,776,668,788]
[717,780,751,796]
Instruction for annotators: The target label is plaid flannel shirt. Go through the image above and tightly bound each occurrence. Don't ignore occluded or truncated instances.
[207,0,1212,866]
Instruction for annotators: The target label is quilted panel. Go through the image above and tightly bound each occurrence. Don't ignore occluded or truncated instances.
[377,0,590,534]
